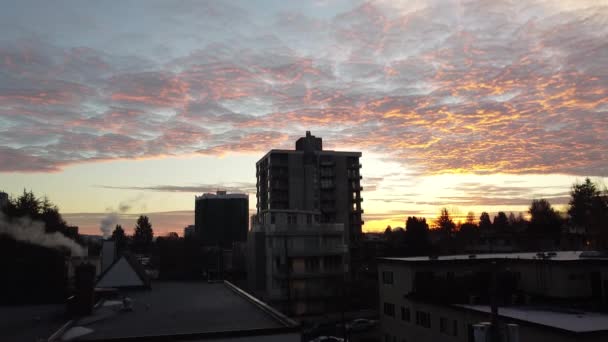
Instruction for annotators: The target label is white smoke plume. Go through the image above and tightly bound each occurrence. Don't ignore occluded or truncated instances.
[99,195,145,238]
[0,213,85,256]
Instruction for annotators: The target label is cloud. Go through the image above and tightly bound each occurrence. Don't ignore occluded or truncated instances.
[0,0,607,177]
[98,182,256,194]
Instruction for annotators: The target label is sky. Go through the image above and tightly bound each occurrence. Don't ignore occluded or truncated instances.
[0,0,607,236]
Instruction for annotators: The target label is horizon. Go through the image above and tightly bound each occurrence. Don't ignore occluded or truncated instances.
[1,0,607,236]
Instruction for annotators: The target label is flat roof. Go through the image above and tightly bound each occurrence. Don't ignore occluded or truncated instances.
[0,304,67,342]
[381,251,608,263]
[454,304,608,333]
[63,282,298,341]
[196,193,248,199]
[257,149,361,163]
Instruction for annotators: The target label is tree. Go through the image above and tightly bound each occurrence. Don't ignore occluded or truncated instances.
[405,217,431,256]
[479,212,492,231]
[111,224,128,254]
[133,215,154,254]
[493,212,509,232]
[529,199,563,234]
[568,178,607,231]
[435,208,456,237]
[465,212,476,225]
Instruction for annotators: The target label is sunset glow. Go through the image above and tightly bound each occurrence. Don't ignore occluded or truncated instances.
[1,0,607,235]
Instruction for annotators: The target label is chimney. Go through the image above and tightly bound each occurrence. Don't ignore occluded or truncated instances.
[74,263,96,316]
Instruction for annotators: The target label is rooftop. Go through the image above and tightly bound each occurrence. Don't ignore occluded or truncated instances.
[381,251,608,263]
[196,191,248,200]
[454,304,608,333]
[59,282,298,341]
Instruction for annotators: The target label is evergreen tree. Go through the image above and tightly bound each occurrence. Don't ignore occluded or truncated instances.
[133,215,154,254]
[111,224,128,254]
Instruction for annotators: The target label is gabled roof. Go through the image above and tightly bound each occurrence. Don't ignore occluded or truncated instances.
[95,254,150,289]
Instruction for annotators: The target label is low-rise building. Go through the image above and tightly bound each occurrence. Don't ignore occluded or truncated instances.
[248,209,348,317]
[378,251,608,342]
[50,281,300,341]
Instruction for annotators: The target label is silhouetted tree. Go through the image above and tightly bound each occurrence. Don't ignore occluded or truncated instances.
[383,225,392,240]
[166,232,179,239]
[133,215,154,254]
[405,217,431,256]
[465,211,476,225]
[111,224,128,254]
[3,190,74,239]
[529,199,563,234]
[493,212,509,232]
[568,178,608,247]
[479,212,492,231]
[435,208,456,237]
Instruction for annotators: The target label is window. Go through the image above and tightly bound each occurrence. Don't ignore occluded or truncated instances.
[382,271,394,284]
[415,311,431,328]
[287,214,297,224]
[270,214,276,224]
[453,319,458,337]
[400,307,410,322]
[383,302,395,317]
[440,317,448,334]
[307,214,312,224]
[305,257,320,272]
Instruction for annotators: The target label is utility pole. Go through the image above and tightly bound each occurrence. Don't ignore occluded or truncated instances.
[283,235,291,316]
[490,261,501,342]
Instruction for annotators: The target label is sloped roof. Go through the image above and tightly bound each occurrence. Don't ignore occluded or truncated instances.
[96,254,150,289]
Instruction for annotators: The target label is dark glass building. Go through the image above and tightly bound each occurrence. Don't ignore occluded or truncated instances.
[194,191,248,247]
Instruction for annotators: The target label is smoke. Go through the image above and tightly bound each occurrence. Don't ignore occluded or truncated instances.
[99,195,145,238]
[99,213,119,238]
[0,213,85,256]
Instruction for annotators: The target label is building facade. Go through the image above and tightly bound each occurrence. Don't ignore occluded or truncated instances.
[256,131,363,247]
[194,191,248,247]
[248,210,348,316]
[378,252,608,342]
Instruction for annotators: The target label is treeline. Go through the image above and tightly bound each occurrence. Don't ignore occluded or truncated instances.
[382,178,608,256]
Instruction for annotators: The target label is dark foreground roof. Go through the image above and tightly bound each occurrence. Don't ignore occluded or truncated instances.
[55,281,299,341]
[0,304,67,342]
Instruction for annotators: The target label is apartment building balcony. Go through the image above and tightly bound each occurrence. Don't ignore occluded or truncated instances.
[269,244,348,257]
[273,269,345,280]
[264,223,344,234]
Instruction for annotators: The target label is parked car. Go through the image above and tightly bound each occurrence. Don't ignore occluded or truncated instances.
[309,336,345,342]
[346,318,377,332]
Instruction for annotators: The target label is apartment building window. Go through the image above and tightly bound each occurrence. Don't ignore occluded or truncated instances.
[382,271,394,284]
[383,302,395,317]
[305,257,320,272]
[415,311,431,328]
[453,319,458,337]
[307,214,312,224]
[287,214,297,224]
[440,317,447,334]
[400,307,410,322]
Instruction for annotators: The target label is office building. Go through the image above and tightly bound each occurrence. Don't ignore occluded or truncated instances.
[248,210,347,316]
[194,191,248,247]
[256,131,363,246]
[378,251,608,342]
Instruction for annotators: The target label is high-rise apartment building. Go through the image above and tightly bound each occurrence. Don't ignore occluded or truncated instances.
[194,191,248,248]
[255,131,363,245]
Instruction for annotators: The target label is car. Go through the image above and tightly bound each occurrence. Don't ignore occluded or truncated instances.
[346,318,377,332]
[309,336,345,342]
